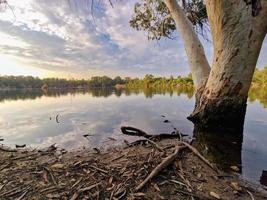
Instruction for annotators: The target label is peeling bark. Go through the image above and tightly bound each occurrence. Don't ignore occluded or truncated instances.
[163,0,267,129]
[188,0,267,128]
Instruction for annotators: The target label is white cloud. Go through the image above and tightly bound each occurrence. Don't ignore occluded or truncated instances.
[0,0,266,78]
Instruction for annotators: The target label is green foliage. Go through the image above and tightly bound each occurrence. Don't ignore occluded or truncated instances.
[130,0,208,40]
[248,66,267,107]
[252,66,267,85]
[0,75,126,89]
[126,73,194,89]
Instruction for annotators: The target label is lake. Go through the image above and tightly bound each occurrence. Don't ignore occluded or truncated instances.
[0,88,266,186]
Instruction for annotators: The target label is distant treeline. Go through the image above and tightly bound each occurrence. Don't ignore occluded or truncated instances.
[0,74,193,90]
[0,66,266,90]
[126,74,193,89]
[251,66,267,86]
[249,66,267,108]
[0,76,126,90]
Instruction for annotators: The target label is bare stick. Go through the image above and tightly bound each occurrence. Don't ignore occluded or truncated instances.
[70,182,100,200]
[43,167,57,185]
[90,165,108,174]
[246,190,255,200]
[144,138,164,152]
[178,141,217,172]
[135,145,186,191]
[0,146,17,152]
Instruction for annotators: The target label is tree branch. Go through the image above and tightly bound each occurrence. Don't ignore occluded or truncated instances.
[164,0,210,89]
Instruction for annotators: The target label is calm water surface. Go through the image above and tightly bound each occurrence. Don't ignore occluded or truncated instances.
[0,88,266,186]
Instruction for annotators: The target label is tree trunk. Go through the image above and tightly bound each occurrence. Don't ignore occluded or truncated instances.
[188,0,267,129]
[164,0,210,89]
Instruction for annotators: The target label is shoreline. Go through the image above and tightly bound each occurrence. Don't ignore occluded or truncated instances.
[1,139,266,200]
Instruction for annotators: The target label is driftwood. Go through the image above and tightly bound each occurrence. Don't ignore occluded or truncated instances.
[0,146,17,152]
[135,145,186,191]
[121,126,217,172]
[15,144,26,148]
[122,125,218,192]
[121,126,185,140]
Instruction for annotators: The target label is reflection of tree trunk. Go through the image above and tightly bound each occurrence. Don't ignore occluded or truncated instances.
[192,120,244,171]
[260,170,267,186]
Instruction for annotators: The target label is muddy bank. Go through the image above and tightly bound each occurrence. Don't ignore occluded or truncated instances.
[0,139,266,200]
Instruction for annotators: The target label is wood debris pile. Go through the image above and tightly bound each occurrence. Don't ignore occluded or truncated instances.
[0,131,266,200]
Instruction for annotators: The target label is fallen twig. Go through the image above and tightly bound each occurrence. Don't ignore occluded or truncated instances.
[247,190,255,200]
[135,145,186,191]
[70,182,100,200]
[43,166,57,185]
[90,165,108,174]
[0,163,11,171]
[178,141,217,172]
[0,183,7,192]
[15,189,29,200]
[175,188,214,200]
[144,138,164,152]
[12,153,37,161]
[71,177,83,190]
[0,146,17,152]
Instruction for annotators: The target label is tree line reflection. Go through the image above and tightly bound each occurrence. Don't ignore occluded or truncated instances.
[0,86,266,108]
[0,86,195,102]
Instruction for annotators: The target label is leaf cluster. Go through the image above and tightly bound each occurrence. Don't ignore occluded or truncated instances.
[130,0,208,40]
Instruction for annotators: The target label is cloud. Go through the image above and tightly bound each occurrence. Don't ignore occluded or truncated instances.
[0,0,266,78]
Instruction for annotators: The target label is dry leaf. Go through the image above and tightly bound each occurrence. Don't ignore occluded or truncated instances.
[51,163,64,169]
[209,191,221,199]
[231,182,242,192]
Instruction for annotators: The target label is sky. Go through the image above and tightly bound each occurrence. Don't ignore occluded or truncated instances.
[0,0,266,79]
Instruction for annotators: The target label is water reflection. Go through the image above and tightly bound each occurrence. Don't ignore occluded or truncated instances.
[0,87,195,102]
[0,87,266,186]
[192,125,243,172]
[249,85,267,108]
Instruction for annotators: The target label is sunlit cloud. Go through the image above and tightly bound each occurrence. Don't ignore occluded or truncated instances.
[0,0,266,78]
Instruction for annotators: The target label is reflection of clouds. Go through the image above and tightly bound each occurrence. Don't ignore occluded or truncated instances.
[33,130,88,149]
[0,90,194,149]
[0,89,267,186]
[244,102,267,154]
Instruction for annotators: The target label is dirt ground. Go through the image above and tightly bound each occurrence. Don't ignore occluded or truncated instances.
[0,139,266,200]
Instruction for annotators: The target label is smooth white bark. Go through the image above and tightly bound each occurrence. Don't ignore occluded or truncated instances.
[164,0,210,89]
[202,0,267,100]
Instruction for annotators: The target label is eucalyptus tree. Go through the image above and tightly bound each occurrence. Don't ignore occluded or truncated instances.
[130,0,267,129]
[1,0,266,129]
